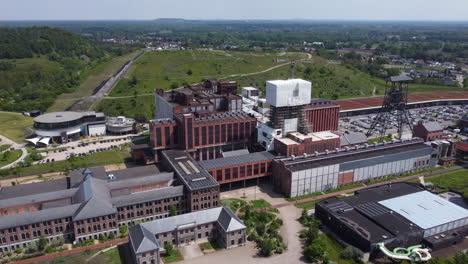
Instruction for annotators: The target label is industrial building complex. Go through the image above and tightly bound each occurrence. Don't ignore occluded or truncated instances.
[2,76,467,263]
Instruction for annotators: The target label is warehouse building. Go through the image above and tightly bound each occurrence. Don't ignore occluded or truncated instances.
[129,207,246,264]
[272,138,436,197]
[315,183,468,259]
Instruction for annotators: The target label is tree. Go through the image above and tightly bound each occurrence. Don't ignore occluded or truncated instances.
[187,69,193,75]
[164,242,174,255]
[1,151,11,161]
[258,238,274,257]
[38,235,47,251]
[119,225,128,235]
[303,242,326,263]
[108,232,116,240]
[170,82,179,89]
[169,205,177,216]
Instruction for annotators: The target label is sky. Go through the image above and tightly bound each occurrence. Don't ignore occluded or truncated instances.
[1,0,467,21]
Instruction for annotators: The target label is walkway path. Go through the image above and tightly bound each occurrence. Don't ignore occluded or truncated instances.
[0,135,28,170]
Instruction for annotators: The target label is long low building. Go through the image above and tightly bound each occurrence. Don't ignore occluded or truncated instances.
[315,183,468,259]
[129,207,246,264]
[0,166,195,253]
[272,138,436,197]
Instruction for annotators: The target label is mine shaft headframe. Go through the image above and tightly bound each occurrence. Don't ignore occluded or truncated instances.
[366,75,414,139]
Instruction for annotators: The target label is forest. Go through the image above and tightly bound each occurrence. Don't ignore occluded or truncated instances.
[0,27,140,112]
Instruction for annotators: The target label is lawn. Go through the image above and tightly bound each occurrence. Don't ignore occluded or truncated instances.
[48,49,144,112]
[221,198,247,213]
[368,136,393,144]
[421,168,468,194]
[35,247,123,264]
[0,150,22,168]
[320,234,357,264]
[0,144,12,152]
[0,146,131,178]
[295,198,326,210]
[0,112,34,142]
[93,94,155,121]
[162,249,183,263]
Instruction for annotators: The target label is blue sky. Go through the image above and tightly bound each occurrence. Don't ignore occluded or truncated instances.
[1,0,467,21]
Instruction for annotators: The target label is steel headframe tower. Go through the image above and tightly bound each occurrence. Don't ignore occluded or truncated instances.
[367,75,414,140]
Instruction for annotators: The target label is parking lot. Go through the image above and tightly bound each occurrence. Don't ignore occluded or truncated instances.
[339,104,468,139]
[34,136,132,164]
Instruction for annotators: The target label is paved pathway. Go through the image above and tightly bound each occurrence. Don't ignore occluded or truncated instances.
[0,135,28,170]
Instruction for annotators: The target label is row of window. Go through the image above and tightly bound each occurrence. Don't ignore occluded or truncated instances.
[193,122,253,147]
[212,162,271,182]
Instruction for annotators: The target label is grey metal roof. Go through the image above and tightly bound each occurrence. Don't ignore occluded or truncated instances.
[34,111,85,123]
[0,178,69,200]
[162,150,219,191]
[0,204,81,230]
[72,176,116,221]
[107,172,174,191]
[222,149,250,158]
[133,207,245,243]
[200,151,275,170]
[129,224,161,254]
[112,186,184,207]
[340,132,368,147]
[379,191,468,229]
[388,75,413,82]
[421,121,443,132]
[0,188,77,209]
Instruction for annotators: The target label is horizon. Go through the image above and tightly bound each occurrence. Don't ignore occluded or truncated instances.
[2,0,468,21]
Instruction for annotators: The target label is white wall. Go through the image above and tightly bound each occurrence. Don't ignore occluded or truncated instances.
[266,79,311,107]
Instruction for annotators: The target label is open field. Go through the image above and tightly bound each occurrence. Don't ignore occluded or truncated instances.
[48,49,144,112]
[92,94,155,121]
[109,50,307,96]
[0,112,33,142]
[0,145,131,178]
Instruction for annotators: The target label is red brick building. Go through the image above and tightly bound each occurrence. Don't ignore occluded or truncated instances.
[274,131,341,157]
[0,166,197,253]
[150,112,257,162]
[200,151,275,184]
[303,99,340,132]
[413,121,443,142]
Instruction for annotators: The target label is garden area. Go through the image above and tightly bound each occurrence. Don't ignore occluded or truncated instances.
[0,150,22,168]
[1,236,67,263]
[162,242,183,263]
[298,210,364,264]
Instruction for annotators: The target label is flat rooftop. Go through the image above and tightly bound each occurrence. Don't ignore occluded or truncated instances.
[379,191,468,230]
[162,150,219,190]
[200,151,275,170]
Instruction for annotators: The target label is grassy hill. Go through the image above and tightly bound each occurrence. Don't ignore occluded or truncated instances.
[0,26,140,112]
[0,112,33,142]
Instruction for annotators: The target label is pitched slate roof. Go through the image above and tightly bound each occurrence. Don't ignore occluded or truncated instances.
[112,186,184,207]
[340,132,368,147]
[129,225,161,254]
[129,207,245,254]
[421,121,443,132]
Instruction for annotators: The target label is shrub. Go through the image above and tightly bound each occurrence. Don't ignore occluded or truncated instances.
[14,248,23,254]
[119,225,128,234]
[164,242,174,255]
[44,246,54,254]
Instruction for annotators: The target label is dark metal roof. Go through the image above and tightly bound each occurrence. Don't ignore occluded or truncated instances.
[200,151,275,170]
[0,178,69,200]
[161,150,219,191]
[421,121,443,132]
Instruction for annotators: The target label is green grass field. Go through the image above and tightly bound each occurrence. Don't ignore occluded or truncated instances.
[0,150,22,168]
[109,50,307,96]
[48,49,144,112]
[35,247,123,264]
[0,146,131,178]
[422,168,468,194]
[92,95,154,121]
[0,112,34,142]
[162,249,183,263]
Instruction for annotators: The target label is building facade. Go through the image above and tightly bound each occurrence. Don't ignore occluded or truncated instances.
[272,138,435,197]
[129,207,246,264]
[413,121,443,142]
[0,165,207,253]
